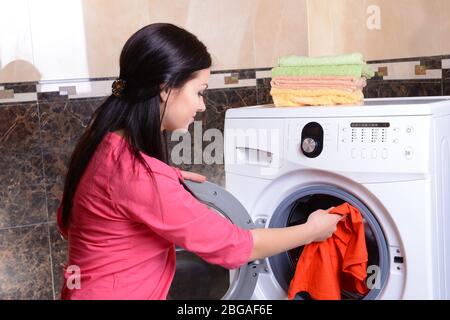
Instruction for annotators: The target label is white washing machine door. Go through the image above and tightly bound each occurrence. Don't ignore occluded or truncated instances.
[168,180,262,300]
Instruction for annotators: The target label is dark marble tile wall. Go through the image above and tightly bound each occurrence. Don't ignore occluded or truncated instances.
[0,100,53,299]
[0,224,53,299]
[364,79,443,98]
[444,69,450,96]
[256,78,273,105]
[0,103,46,229]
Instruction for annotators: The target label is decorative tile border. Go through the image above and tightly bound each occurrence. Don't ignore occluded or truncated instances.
[368,60,442,80]
[0,92,38,104]
[208,72,256,89]
[37,79,114,100]
[255,69,272,79]
[1,55,450,104]
[0,71,266,104]
[1,82,38,93]
[367,54,450,81]
[0,82,39,104]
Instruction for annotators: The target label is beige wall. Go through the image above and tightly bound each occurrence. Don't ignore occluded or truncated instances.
[0,0,38,82]
[307,0,450,60]
[0,0,308,82]
[3,0,449,83]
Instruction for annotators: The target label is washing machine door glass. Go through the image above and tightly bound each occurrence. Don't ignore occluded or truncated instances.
[167,181,259,300]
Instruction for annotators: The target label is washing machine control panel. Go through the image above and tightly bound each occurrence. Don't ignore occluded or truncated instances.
[286,116,431,174]
[339,121,418,161]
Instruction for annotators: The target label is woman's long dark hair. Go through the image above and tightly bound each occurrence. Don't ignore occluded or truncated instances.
[61,23,211,227]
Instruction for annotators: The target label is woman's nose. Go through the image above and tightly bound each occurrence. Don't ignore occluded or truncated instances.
[198,101,206,112]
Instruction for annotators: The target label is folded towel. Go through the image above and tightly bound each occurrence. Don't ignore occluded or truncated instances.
[271,93,363,107]
[270,76,366,92]
[270,88,364,107]
[272,96,363,108]
[272,65,374,79]
[270,88,365,98]
[278,53,364,67]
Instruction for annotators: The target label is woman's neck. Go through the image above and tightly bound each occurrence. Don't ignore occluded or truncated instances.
[114,129,126,138]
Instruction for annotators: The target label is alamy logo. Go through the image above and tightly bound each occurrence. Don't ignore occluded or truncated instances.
[170,121,281,176]
[66,265,81,290]
[366,264,381,290]
[366,5,381,30]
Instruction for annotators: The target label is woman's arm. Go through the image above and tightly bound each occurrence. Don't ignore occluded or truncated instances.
[248,208,342,261]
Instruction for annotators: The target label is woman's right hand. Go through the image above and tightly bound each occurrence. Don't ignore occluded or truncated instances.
[306,207,342,243]
[248,206,344,261]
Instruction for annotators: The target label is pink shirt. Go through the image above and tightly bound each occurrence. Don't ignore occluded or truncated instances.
[56,131,253,300]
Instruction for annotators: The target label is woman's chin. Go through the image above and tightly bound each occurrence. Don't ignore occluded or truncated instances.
[172,126,189,133]
[168,120,194,133]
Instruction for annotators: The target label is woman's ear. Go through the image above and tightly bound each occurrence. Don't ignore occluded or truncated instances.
[160,84,169,103]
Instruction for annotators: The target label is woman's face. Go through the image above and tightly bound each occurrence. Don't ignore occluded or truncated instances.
[160,68,210,132]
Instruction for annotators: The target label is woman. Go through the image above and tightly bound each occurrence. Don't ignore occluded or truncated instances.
[57,23,341,300]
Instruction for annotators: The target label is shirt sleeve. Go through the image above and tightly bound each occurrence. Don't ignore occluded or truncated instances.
[110,166,253,270]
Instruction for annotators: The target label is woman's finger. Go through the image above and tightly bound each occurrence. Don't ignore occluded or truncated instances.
[180,170,207,182]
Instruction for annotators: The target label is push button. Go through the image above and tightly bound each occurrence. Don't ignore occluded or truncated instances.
[361,148,367,159]
[404,147,413,160]
[371,149,377,159]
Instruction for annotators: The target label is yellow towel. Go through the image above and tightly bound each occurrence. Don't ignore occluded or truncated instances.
[270,88,364,107]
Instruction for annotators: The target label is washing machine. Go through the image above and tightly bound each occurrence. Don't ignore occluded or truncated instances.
[169,96,450,300]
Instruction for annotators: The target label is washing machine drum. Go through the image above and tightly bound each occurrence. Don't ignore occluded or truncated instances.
[168,182,389,300]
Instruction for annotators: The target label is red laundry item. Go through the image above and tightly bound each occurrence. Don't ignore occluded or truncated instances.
[287,202,369,300]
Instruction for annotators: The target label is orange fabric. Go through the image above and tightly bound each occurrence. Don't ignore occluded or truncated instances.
[287,203,369,300]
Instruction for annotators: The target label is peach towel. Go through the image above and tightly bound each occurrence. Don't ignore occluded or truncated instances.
[270,76,366,92]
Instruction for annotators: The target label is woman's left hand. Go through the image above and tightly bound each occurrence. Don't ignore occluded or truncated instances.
[180,170,206,183]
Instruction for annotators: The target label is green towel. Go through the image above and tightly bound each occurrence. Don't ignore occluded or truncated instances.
[272,64,374,79]
[361,64,375,78]
[278,53,364,67]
